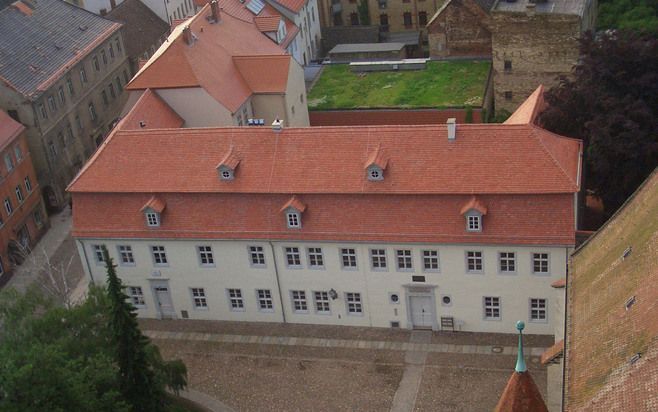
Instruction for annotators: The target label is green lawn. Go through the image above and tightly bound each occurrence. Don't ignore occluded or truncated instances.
[307,61,490,110]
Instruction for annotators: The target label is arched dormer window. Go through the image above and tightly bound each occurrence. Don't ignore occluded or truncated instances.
[280,195,306,229]
[216,146,240,181]
[460,196,488,233]
[364,145,388,181]
[141,196,166,228]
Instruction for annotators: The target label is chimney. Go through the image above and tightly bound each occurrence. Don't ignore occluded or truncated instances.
[210,0,221,23]
[182,26,193,45]
[272,118,283,132]
[447,118,456,141]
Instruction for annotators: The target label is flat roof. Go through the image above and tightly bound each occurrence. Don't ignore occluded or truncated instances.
[329,43,406,54]
[493,0,588,16]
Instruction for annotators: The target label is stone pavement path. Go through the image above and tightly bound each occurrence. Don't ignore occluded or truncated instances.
[390,330,432,412]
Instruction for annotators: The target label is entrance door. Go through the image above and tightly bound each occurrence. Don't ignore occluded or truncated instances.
[153,284,175,319]
[410,296,434,329]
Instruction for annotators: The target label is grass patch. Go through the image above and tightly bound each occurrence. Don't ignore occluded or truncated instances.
[307,61,490,110]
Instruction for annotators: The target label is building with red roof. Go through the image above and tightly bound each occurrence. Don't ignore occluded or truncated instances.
[69,88,582,334]
[123,1,309,128]
[0,111,49,287]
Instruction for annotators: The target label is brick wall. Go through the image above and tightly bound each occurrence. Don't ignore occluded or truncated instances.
[309,107,482,125]
[427,0,492,58]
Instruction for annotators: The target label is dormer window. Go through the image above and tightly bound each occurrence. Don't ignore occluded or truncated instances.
[365,145,388,181]
[141,196,166,228]
[219,167,234,180]
[460,196,487,233]
[217,146,240,181]
[280,196,306,229]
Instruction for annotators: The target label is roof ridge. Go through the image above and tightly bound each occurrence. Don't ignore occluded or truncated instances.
[530,126,579,190]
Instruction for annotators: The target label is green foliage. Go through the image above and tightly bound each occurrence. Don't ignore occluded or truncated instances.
[489,109,511,123]
[307,61,490,110]
[598,0,658,33]
[357,0,371,25]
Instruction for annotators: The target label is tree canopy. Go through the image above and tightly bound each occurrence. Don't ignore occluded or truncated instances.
[539,30,658,215]
[598,0,658,33]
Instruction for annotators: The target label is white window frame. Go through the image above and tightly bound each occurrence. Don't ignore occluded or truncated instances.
[340,248,358,270]
[248,245,266,267]
[367,165,383,181]
[117,245,135,266]
[151,245,168,266]
[498,252,516,274]
[396,249,413,271]
[313,291,331,314]
[145,211,160,227]
[291,290,308,313]
[227,288,245,311]
[14,146,22,162]
[4,198,12,215]
[285,246,302,268]
[286,211,301,229]
[483,296,501,320]
[24,176,32,193]
[15,185,23,203]
[529,298,548,323]
[128,286,146,307]
[92,244,105,266]
[532,253,550,275]
[422,250,440,272]
[370,248,387,271]
[467,214,481,232]
[345,292,363,315]
[197,245,215,267]
[4,153,13,172]
[307,247,324,269]
[465,251,483,273]
[256,289,274,312]
[33,209,43,227]
[191,288,208,309]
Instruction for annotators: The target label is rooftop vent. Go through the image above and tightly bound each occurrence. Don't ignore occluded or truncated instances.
[248,118,265,126]
[622,246,632,260]
[139,121,146,128]
[447,118,456,141]
[182,26,193,45]
[625,295,636,310]
[629,353,642,365]
[210,0,221,23]
[272,117,283,132]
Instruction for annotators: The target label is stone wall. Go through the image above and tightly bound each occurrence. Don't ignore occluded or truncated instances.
[427,0,492,58]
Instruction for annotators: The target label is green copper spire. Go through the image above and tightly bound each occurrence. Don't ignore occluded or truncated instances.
[515,320,527,373]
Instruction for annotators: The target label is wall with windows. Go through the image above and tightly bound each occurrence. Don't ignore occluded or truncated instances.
[78,237,568,334]
[266,0,322,62]
[70,0,196,25]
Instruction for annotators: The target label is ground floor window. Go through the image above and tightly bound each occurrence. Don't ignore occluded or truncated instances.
[314,291,330,314]
[346,292,362,314]
[257,289,274,312]
[128,286,145,307]
[291,290,308,313]
[530,298,547,322]
[228,289,244,311]
[483,296,501,320]
[191,288,208,309]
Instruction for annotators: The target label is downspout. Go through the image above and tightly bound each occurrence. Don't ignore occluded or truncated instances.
[561,247,569,411]
[77,239,94,284]
[268,241,287,324]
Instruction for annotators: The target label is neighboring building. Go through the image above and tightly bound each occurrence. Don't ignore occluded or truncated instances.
[562,169,658,410]
[327,42,406,62]
[0,111,49,286]
[265,0,322,64]
[123,1,309,127]
[106,0,171,76]
[69,89,582,335]
[66,0,195,25]
[427,0,597,113]
[0,0,131,210]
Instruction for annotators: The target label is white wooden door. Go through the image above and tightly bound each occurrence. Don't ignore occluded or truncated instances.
[410,296,434,329]
[154,285,175,319]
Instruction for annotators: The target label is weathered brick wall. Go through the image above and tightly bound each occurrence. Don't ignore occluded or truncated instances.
[427,0,492,58]
[490,12,581,113]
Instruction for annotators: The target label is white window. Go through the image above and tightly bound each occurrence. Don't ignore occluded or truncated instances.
[14,146,22,162]
[422,250,440,272]
[484,296,501,320]
[530,298,547,322]
[88,103,97,121]
[499,252,516,273]
[285,247,302,267]
[197,245,214,266]
[346,292,363,314]
[128,286,145,307]
[151,245,168,265]
[257,289,274,312]
[466,251,483,273]
[291,290,308,313]
[467,215,481,231]
[532,253,550,274]
[145,212,160,227]
[191,288,208,309]
[396,249,413,270]
[118,245,135,265]
[15,186,23,203]
[307,247,324,268]
[340,248,357,269]
[228,288,244,310]
[249,245,266,266]
[286,211,301,228]
[4,154,13,172]
[24,176,32,192]
[33,209,43,227]
[314,291,330,314]
[370,249,387,270]
[220,168,233,180]
[93,244,105,265]
[367,166,383,181]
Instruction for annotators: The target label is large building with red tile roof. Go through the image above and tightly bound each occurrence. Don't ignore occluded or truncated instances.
[69,89,582,335]
[123,1,309,128]
[0,111,49,287]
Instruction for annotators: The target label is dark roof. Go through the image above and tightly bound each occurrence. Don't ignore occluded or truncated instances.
[106,0,169,61]
[493,0,589,16]
[0,0,121,100]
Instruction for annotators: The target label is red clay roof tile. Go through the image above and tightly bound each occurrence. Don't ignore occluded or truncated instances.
[494,371,549,412]
[460,196,488,215]
[254,15,280,32]
[280,195,306,212]
[217,146,241,170]
[119,89,184,130]
[141,195,166,213]
[0,110,25,151]
[504,85,545,125]
[550,278,566,288]
[540,339,564,365]
[364,144,389,170]
[268,0,307,13]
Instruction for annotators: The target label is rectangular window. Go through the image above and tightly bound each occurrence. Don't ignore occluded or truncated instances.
[198,245,215,266]
[47,95,57,112]
[80,68,88,84]
[422,250,440,272]
[530,298,547,322]
[151,245,168,265]
[403,12,412,28]
[33,209,43,227]
[128,286,145,307]
[499,252,516,273]
[484,296,501,320]
[67,77,75,95]
[76,115,83,131]
[257,289,273,311]
[314,291,330,314]
[101,50,108,65]
[88,103,97,121]
[228,288,244,310]
[14,145,22,162]
[58,87,66,104]
[191,288,208,308]
[466,251,483,273]
[93,56,100,71]
[24,176,32,192]
[38,104,48,119]
[145,212,159,227]
[4,198,12,215]
[116,38,122,53]
[285,247,302,267]
[340,248,357,269]
[15,186,23,203]
[115,76,122,92]
[418,11,427,26]
[467,215,481,231]
[291,290,308,312]
[93,244,105,264]
[504,91,513,100]
[346,292,363,314]
[504,60,512,71]
[307,247,324,268]
[101,90,109,106]
[109,44,115,58]
[396,249,413,270]
[123,69,129,84]
[108,83,116,99]
[66,124,74,142]
[370,249,387,270]
[249,245,266,266]
[118,245,135,265]
[286,212,300,228]
[4,154,13,172]
[532,253,550,274]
